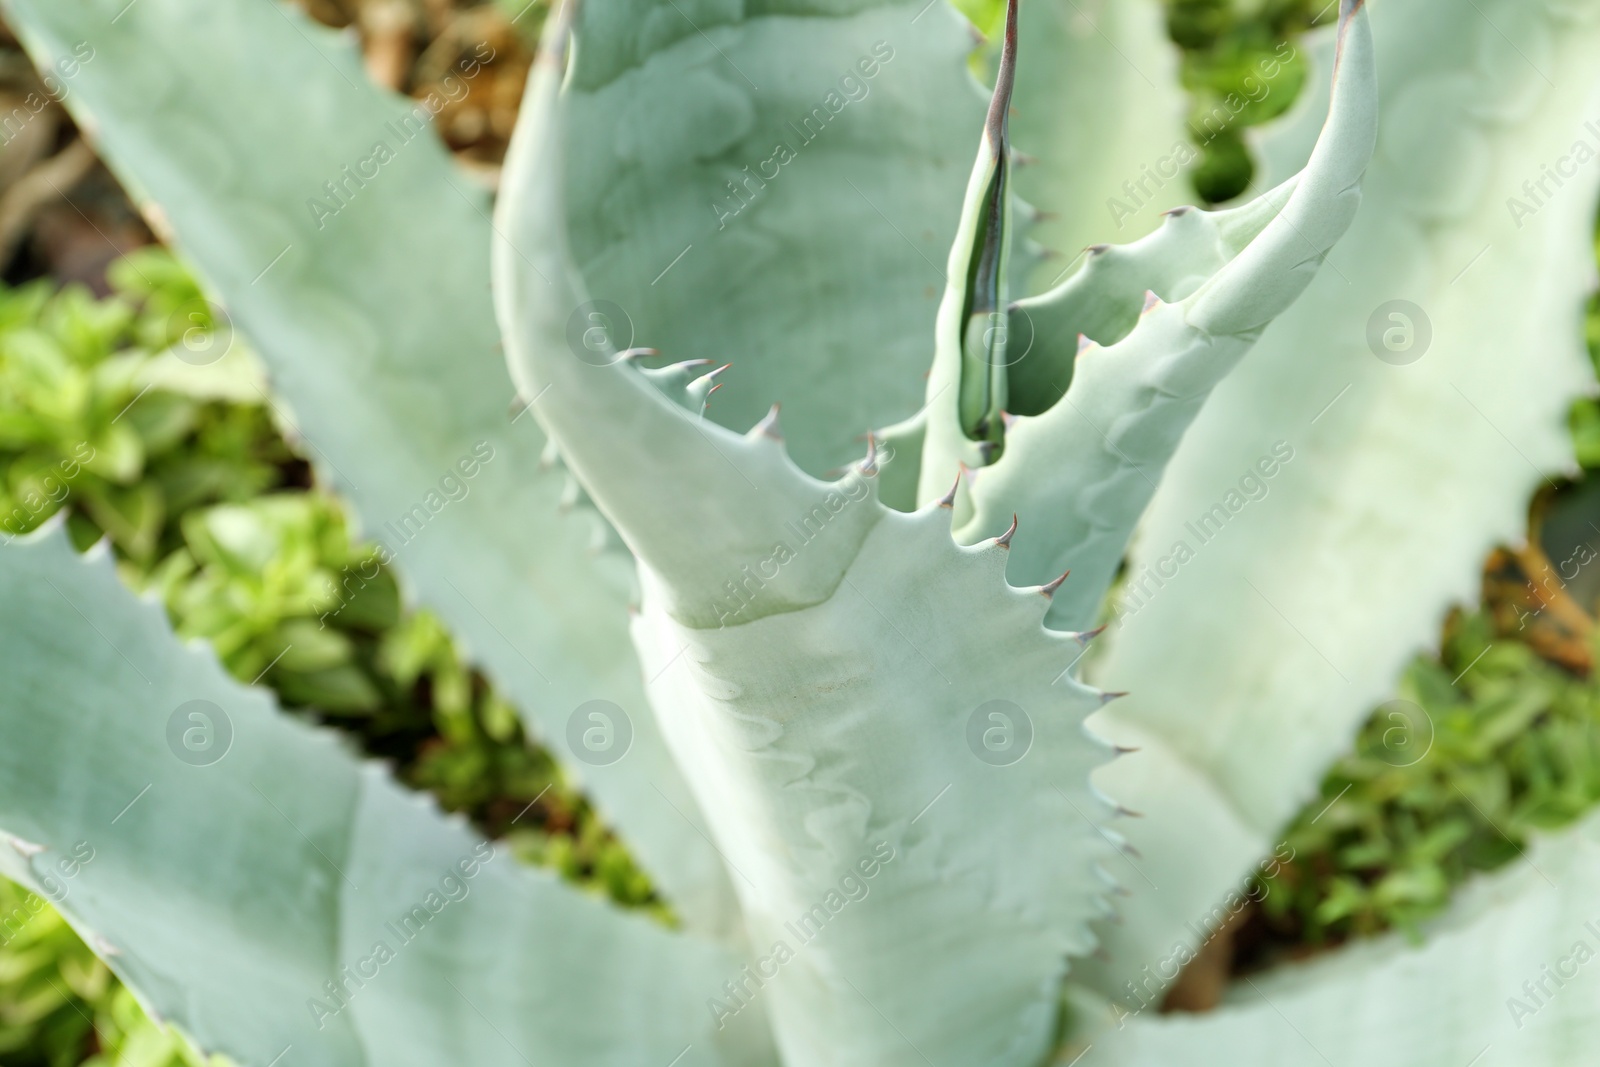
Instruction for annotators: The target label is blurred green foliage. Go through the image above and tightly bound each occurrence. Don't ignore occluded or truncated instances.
[0,249,290,564]
[945,0,1600,969]
[133,488,658,907]
[1568,229,1600,468]
[954,0,1319,203]
[0,0,1595,1060]
[0,877,220,1067]
[0,252,655,1064]
[1255,614,1600,953]
[1167,0,1319,202]
[1250,229,1600,959]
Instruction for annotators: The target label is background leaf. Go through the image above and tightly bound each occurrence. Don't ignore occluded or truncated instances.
[1,0,738,933]
[0,525,763,1067]
[1079,0,1600,1004]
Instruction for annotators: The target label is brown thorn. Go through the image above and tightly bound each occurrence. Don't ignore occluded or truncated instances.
[858,432,879,476]
[1072,623,1109,647]
[996,514,1018,549]
[752,404,782,440]
[938,469,963,509]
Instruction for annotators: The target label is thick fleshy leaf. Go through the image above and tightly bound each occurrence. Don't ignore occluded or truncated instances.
[1002,187,1292,419]
[1,0,738,933]
[916,0,1022,498]
[1074,810,1600,1065]
[0,525,763,1067]
[496,15,1121,1066]
[563,0,986,475]
[1080,0,1600,1002]
[1009,0,1192,292]
[631,506,1118,1067]
[891,0,1193,506]
[916,0,1377,637]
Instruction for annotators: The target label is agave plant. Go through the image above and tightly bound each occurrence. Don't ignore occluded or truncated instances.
[1,0,1599,1063]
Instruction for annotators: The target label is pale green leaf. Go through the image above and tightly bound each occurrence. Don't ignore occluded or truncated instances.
[916,0,1377,637]
[0,524,762,1067]
[496,16,1120,1064]
[873,0,1199,505]
[630,508,1118,1067]
[1,0,737,933]
[562,0,986,474]
[1074,810,1600,1065]
[1080,0,1600,1002]
[1009,0,1192,290]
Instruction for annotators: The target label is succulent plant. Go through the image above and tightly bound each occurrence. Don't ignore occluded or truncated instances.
[0,0,1598,1064]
